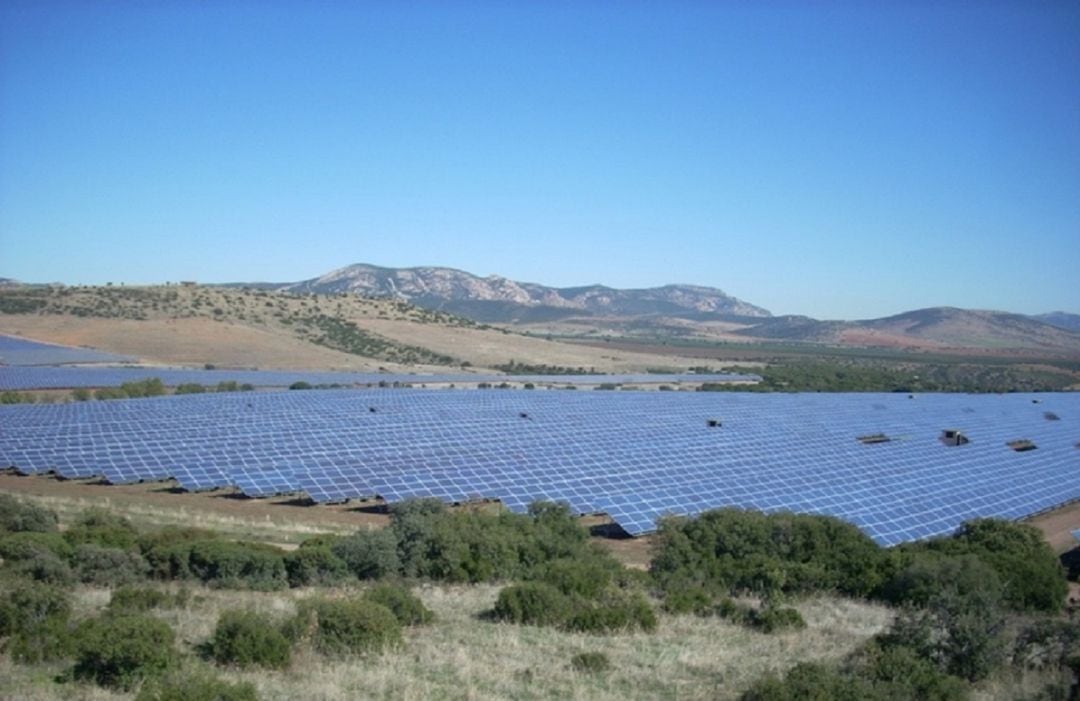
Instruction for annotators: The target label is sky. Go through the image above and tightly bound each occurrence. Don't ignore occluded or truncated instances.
[1,1,1078,320]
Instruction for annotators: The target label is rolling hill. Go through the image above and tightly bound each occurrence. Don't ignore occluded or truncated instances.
[734,307,1080,354]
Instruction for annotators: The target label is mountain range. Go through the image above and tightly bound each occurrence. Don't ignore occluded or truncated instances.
[5,265,1079,355]
[274,263,771,322]
[232,263,1079,355]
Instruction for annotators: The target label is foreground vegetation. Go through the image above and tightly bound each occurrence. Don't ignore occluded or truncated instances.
[1,493,1076,700]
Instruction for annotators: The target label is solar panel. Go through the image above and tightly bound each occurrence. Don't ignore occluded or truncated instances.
[0,388,1076,545]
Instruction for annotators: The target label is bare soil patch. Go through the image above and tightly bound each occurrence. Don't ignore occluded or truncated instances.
[1027,500,1080,554]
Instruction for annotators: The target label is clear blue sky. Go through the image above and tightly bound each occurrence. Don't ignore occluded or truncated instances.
[1,1,1077,319]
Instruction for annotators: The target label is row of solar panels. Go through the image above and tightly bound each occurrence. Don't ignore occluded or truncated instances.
[0,334,135,367]
[1,389,1076,545]
[0,365,758,390]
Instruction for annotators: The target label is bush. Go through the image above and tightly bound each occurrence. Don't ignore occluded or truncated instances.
[0,494,58,533]
[284,546,350,587]
[135,667,259,701]
[0,581,72,662]
[0,530,74,561]
[108,586,172,613]
[209,610,291,669]
[138,526,220,579]
[661,580,714,615]
[563,592,658,634]
[650,508,884,599]
[187,540,288,590]
[288,381,312,390]
[174,383,206,394]
[533,556,616,600]
[881,570,1007,682]
[291,597,402,656]
[72,543,150,586]
[364,583,434,625]
[331,528,401,580]
[64,507,140,550]
[853,643,969,700]
[385,498,595,583]
[4,547,74,585]
[72,613,176,689]
[750,606,807,634]
[741,662,879,701]
[120,377,167,398]
[571,651,611,673]
[492,582,571,627]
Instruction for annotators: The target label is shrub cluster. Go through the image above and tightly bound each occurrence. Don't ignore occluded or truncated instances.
[209,610,291,669]
[0,494,59,532]
[71,613,176,690]
[493,558,656,634]
[651,508,886,600]
[289,597,402,656]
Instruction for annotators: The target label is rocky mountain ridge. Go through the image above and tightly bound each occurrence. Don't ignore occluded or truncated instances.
[280,263,772,322]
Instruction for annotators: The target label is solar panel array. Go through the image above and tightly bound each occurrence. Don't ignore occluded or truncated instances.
[0,334,135,367]
[0,366,757,390]
[1,389,1077,545]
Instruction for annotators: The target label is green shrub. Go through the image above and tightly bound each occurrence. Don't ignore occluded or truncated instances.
[0,581,72,662]
[881,573,1007,682]
[174,383,207,394]
[288,381,312,390]
[72,388,93,401]
[291,597,402,656]
[534,556,616,600]
[0,530,74,561]
[563,591,657,634]
[72,613,176,690]
[108,586,172,613]
[571,651,611,673]
[331,528,401,580]
[493,582,572,626]
[6,548,75,585]
[853,643,969,700]
[187,540,288,590]
[72,543,150,586]
[741,662,879,701]
[135,667,259,701]
[138,526,220,579]
[209,610,291,669]
[661,580,714,615]
[120,377,167,398]
[64,507,139,550]
[650,508,884,599]
[750,606,807,634]
[283,546,350,587]
[0,494,58,533]
[385,498,594,584]
[364,583,434,625]
[950,519,1066,612]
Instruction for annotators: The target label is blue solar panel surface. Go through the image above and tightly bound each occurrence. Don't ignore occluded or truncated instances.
[0,366,756,390]
[1,389,1076,545]
[0,334,135,367]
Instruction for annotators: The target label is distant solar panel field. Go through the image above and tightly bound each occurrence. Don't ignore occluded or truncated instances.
[0,366,757,390]
[0,334,135,366]
[1,389,1076,545]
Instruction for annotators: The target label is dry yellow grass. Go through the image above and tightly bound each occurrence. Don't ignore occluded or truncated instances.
[0,284,721,373]
[0,583,894,701]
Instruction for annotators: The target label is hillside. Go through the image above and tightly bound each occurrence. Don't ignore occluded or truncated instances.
[733,307,1080,355]
[274,263,772,322]
[0,284,713,372]
[1033,311,1080,333]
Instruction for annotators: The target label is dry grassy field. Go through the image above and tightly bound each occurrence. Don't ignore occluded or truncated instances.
[0,285,721,373]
